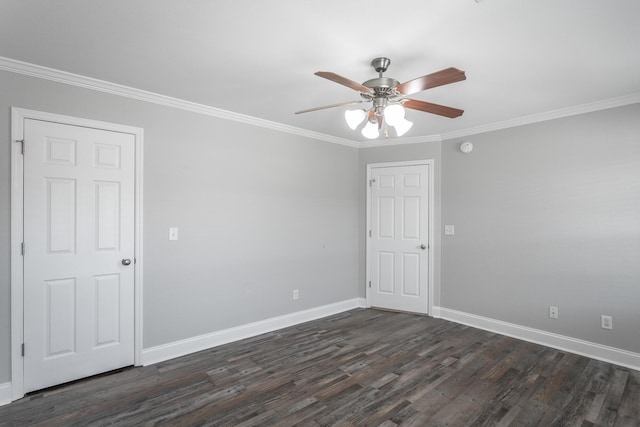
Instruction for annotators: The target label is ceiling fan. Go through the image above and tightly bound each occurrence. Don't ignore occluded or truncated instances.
[295,57,466,139]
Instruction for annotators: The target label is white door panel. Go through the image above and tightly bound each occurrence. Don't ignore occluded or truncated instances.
[23,119,135,393]
[369,164,429,314]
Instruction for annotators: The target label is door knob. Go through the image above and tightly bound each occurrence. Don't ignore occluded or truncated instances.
[122,258,132,266]
[420,244,427,250]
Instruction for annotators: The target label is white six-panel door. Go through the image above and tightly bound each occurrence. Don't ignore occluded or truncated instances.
[23,119,135,393]
[368,163,430,314]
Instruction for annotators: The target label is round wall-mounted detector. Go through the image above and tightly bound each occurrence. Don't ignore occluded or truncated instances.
[460,142,473,154]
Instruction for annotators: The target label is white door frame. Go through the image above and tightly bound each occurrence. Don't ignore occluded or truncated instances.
[365,160,434,314]
[10,107,144,401]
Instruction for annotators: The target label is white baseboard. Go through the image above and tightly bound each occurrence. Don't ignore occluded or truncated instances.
[142,298,367,366]
[0,382,11,407]
[434,306,640,371]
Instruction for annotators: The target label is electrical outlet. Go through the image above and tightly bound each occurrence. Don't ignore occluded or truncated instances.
[601,315,613,330]
[549,306,558,319]
[292,289,299,300]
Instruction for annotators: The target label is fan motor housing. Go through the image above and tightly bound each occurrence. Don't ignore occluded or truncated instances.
[361,77,400,100]
[363,77,400,89]
[362,77,400,99]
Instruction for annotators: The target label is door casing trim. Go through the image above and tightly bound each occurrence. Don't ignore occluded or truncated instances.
[365,160,435,315]
[10,107,144,401]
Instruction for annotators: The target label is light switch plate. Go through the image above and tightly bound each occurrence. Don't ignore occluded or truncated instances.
[444,225,455,235]
[169,227,178,241]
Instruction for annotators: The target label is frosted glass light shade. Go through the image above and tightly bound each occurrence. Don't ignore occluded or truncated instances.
[361,121,379,139]
[384,104,405,126]
[344,109,366,130]
[393,117,413,137]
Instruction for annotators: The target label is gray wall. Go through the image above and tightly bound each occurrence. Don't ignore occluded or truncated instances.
[1,67,638,386]
[442,104,640,353]
[358,142,443,305]
[0,70,360,382]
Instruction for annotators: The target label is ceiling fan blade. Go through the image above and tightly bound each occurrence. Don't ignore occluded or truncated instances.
[315,71,375,94]
[403,99,464,118]
[395,68,466,96]
[295,100,363,114]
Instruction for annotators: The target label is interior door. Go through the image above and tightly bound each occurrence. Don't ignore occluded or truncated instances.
[369,164,430,314]
[23,118,135,393]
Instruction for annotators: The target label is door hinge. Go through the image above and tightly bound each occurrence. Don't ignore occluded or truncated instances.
[21,343,25,357]
[17,139,25,154]
[369,178,376,187]
[368,281,371,288]
[21,242,25,255]
[369,230,372,238]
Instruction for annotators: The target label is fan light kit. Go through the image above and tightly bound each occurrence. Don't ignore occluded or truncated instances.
[296,57,466,140]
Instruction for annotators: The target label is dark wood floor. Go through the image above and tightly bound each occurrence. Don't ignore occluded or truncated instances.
[1,309,638,426]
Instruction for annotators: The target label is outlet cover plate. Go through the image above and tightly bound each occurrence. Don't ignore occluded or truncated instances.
[601,315,613,330]
[169,227,178,241]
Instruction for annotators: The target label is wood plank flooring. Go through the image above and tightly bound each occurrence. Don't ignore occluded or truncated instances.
[1,309,638,426]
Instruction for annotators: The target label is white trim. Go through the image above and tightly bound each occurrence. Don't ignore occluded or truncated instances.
[436,307,640,371]
[142,298,367,366]
[2,56,638,149]
[10,108,144,402]
[0,56,358,148]
[365,160,435,315]
[441,92,640,140]
[360,134,442,147]
[0,382,11,407]
[430,305,441,318]
[10,109,24,401]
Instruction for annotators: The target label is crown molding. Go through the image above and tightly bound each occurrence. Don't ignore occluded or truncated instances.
[441,92,640,141]
[357,133,442,148]
[2,56,638,148]
[0,56,360,148]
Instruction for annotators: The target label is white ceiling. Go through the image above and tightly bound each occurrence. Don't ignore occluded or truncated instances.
[1,0,639,143]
